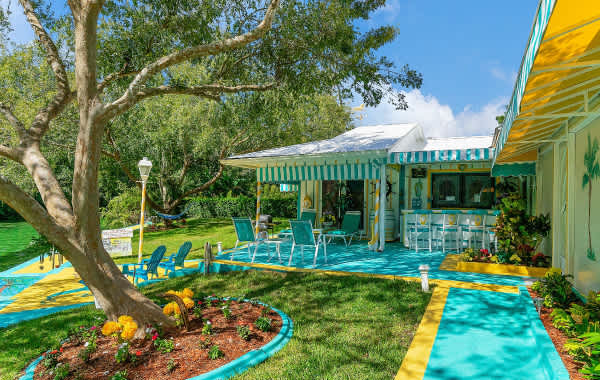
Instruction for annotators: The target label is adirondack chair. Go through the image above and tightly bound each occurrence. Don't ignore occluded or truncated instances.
[289,220,327,267]
[122,245,166,285]
[324,211,361,246]
[158,241,192,275]
[232,217,282,263]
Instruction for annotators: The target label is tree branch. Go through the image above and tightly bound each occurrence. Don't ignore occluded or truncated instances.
[19,0,72,138]
[0,174,75,248]
[0,144,22,162]
[0,103,27,140]
[102,82,275,120]
[103,0,279,117]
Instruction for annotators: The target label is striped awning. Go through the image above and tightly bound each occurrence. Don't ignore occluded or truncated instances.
[279,183,299,192]
[257,162,382,183]
[491,162,536,177]
[388,148,494,164]
[495,0,600,163]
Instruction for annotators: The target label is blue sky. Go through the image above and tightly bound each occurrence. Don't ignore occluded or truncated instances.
[4,0,538,137]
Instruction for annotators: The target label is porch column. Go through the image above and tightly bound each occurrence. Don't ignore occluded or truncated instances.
[368,178,381,251]
[255,181,262,236]
[378,164,386,251]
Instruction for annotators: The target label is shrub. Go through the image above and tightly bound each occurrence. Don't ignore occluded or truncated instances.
[208,345,224,360]
[580,331,600,379]
[237,324,251,341]
[187,195,296,219]
[53,363,70,380]
[222,305,232,320]
[101,186,141,229]
[255,316,272,332]
[110,370,128,380]
[536,268,576,308]
[202,320,213,335]
[115,343,132,363]
[153,338,174,353]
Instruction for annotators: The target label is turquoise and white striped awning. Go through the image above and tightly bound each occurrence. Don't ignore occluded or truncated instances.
[279,183,299,192]
[388,147,494,164]
[257,162,382,183]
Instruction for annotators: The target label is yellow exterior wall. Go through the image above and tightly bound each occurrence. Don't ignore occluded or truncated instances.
[572,118,600,295]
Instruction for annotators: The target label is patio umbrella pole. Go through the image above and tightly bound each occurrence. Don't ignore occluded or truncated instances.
[379,164,386,252]
[368,179,381,251]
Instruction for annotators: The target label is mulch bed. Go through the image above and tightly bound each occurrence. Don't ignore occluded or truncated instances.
[527,287,585,380]
[34,300,282,380]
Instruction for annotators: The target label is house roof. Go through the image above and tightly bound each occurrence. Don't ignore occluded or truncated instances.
[226,124,419,160]
[411,135,493,152]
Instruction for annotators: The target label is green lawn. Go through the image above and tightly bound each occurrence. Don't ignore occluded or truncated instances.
[113,217,288,264]
[0,270,431,380]
[0,221,49,273]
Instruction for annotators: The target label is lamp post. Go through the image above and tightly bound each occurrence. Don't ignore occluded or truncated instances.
[137,157,152,264]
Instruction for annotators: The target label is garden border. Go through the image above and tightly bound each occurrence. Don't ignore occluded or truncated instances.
[19,300,293,380]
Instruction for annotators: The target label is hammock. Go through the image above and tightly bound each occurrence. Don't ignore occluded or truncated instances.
[155,206,190,220]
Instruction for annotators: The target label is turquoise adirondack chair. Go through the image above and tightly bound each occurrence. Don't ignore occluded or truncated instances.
[232,217,282,263]
[158,241,192,275]
[122,245,166,285]
[289,220,327,267]
[324,211,361,246]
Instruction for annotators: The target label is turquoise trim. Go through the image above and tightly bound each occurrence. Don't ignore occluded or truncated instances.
[494,0,557,163]
[491,162,536,177]
[404,209,500,216]
[389,148,495,164]
[3,303,93,329]
[20,300,293,380]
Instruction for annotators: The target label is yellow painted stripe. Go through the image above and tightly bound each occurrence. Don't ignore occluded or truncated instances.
[211,259,519,294]
[395,286,449,380]
[12,256,63,274]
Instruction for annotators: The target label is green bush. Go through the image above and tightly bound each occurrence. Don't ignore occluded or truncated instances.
[535,269,576,309]
[101,186,141,229]
[187,195,296,219]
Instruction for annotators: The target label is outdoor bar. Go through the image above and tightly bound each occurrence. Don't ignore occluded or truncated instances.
[222,123,535,251]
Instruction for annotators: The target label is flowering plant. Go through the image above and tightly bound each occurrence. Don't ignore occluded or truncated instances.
[101,315,138,341]
[320,212,336,224]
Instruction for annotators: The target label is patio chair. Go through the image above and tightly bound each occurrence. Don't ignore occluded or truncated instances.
[158,241,192,275]
[407,213,432,252]
[122,245,166,285]
[232,217,282,263]
[324,211,361,246]
[289,220,327,266]
[278,210,317,238]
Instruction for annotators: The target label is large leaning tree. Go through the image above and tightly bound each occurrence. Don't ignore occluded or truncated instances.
[0,0,422,330]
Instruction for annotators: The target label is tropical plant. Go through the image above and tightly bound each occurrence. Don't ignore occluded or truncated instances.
[255,316,272,332]
[495,195,551,265]
[536,268,577,308]
[580,331,600,379]
[208,345,224,360]
[582,134,600,261]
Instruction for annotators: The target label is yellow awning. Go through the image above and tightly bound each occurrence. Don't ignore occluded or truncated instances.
[495,0,600,163]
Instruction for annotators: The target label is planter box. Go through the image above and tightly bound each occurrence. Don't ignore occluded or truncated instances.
[456,261,549,278]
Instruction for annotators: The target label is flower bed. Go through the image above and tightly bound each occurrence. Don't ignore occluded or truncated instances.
[528,270,600,379]
[29,291,288,380]
[457,248,550,277]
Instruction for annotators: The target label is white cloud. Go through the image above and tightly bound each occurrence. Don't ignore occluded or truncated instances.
[357,89,507,138]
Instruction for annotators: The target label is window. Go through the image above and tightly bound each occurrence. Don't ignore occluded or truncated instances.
[431,173,495,209]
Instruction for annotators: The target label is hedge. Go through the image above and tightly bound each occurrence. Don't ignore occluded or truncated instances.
[187,196,297,219]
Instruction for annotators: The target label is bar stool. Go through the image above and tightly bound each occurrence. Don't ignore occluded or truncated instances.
[408,213,432,252]
[468,214,486,250]
[484,215,498,251]
[439,213,461,253]
[430,213,444,251]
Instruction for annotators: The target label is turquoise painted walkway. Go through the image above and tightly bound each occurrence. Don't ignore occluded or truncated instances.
[423,287,568,380]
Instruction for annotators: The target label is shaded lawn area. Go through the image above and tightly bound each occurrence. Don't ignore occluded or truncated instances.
[113,217,288,265]
[0,270,431,380]
[0,221,49,273]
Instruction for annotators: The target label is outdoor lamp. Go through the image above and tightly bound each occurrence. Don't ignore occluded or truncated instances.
[137,157,152,264]
[138,157,153,182]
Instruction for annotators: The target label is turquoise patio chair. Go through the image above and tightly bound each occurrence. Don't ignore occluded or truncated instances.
[289,220,327,267]
[232,217,282,263]
[158,241,192,275]
[324,211,361,246]
[122,245,166,285]
[279,210,317,238]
